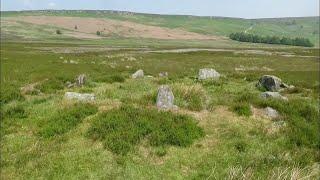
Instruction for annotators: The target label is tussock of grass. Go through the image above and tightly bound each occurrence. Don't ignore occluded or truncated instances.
[39,103,98,138]
[2,104,28,119]
[36,78,65,94]
[0,84,25,104]
[173,83,207,111]
[95,74,126,83]
[231,103,252,117]
[87,105,204,155]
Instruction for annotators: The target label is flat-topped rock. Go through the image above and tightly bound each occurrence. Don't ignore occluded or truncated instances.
[156,85,177,110]
[132,69,144,79]
[198,68,220,80]
[260,92,288,101]
[65,92,95,101]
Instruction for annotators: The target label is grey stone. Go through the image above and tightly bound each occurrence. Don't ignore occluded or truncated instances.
[260,92,288,101]
[132,69,144,79]
[76,74,86,87]
[65,92,95,101]
[156,85,176,110]
[198,68,220,80]
[159,72,168,77]
[265,107,279,119]
[257,75,285,92]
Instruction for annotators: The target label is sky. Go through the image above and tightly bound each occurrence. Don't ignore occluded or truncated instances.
[1,0,319,19]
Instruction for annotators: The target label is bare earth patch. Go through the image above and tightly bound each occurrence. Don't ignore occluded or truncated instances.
[9,16,218,40]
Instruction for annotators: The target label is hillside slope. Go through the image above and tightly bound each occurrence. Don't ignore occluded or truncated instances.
[1,10,319,46]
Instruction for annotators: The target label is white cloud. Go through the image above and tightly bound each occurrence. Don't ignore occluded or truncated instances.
[48,2,56,7]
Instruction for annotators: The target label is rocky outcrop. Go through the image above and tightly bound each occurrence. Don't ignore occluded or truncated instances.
[198,68,220,80]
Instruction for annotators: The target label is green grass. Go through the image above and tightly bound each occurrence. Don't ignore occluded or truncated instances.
[38,103,98,138]
[87,105,204,155]
[0,41,319,179]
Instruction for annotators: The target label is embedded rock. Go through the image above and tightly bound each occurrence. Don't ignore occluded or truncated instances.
[159,72,168,77]
[132,69,144,79]
[65,92,95,101]
[198,68,220,80]
[260,92,288,101]
[265,107,279,119]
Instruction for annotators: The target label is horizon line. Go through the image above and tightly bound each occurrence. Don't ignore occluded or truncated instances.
[1,9,319,20]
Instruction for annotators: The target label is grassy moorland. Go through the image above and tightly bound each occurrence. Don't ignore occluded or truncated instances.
[1,40,319,179]
[1,10,320,179]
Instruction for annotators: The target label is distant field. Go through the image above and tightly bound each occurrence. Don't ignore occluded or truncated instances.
[2,10,319,46]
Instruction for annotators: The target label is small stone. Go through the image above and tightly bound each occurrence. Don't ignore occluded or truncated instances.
[265,107,279,119]
[132,69,144,79]
[156,85,176,110]
[198,68,220,80]
[65,92,95,101]
[159,72,168,77]
[260,92,288,101]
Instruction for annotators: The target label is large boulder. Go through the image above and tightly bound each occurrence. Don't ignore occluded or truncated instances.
[257,75,287,92]
[156,85,176,110]
[198,68,220,80]
[265,107,279,119]
[260,92,288,101]
[76,74,86,87]
[132,69,144,79]
[65,92,95,101]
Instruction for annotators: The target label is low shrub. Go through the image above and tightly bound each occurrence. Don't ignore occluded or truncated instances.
[39,103,98,138]
[87,105,204,155]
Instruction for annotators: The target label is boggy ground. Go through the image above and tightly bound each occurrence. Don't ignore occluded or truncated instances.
[1,42,319,179]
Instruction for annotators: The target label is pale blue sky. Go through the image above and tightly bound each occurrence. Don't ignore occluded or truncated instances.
[1,0,319,19]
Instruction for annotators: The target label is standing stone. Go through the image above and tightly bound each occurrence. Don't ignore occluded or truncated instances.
[156,85,176,110]
[132,69,144,79]
[65,92,95,101]
[260,92,288,101]
[76,74,86,87]
[265,107,279,119]
[198,68,220,80]
[257,75,283,92]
